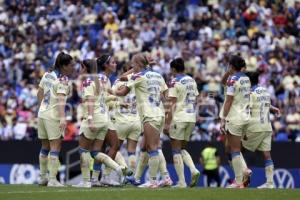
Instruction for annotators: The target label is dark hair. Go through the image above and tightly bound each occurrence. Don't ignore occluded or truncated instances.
[96,54,111,72]
[229,55,246,71]
[123,62,133,72]
[53,52,73,71]
[81,59,95,74]
[170,58,185,72]
[246,71,259,86]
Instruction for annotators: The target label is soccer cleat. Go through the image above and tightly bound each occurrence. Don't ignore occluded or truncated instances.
[257,183,275,189]
[91,178,102,187]
[72,181,91,188]
[226,181,244,189]
[100,175,121,187]
[47,179,64,187]
[138,181,159,189]
[126,176,141,186]
[242,168,252,187]
[122,167,134,177]
[190,171,200,187]
[38,177,48,186]
[172,183,187,188]
[158,176,173,187]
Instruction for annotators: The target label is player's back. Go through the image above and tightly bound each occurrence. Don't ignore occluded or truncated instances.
[169,74,198,122]
[81,78,108,122]
[128,69,167,119]
[247,85,272,132]
[38,71,70,120]
[226,72,251,125]
[112,79,139,122]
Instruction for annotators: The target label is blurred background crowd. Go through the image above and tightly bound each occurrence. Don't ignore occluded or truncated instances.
[0,0,299,142]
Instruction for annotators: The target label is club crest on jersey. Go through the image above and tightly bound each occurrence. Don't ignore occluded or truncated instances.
[82,79,92,88]
[169,79,176,88]
[59,75,69,85]
[227,76,238,86]
[98,74,107,83]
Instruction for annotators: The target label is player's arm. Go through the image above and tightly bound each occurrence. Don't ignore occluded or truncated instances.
[164,96,177,135]
[119,69,134,81]
[270,105,281,117]
[86,96,97,132]
[221,68,234,86]
[57,93,67,133]
[110,86,130,96]
[37,87,44,110]
[220,95,234,134]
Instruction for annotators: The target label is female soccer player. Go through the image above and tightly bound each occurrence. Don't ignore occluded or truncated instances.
[164,58,200,188]
[111,62,141,172]
[74,59,126,188]
[90,54,131,186]
[113,53,168,188]
[220,55,251,188]
[37,52,74,187]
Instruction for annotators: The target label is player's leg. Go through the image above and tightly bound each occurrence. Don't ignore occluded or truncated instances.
[39,139,50,186]
[38,118,50,186]
[105,129,120,160]
[127,138,138,172]
[157,143,173,187]
[90,139,125,185]
[171,138,186,187]
[90,139,104,186]
[144,121,160,188]
[126,122,141,173]
[227,133,244,188]
[133,136,148,184]
[73,134,93,188]
[257,132,274,189]
[181,123,200,187]
[258,151,274,188]
[48,138,63,186]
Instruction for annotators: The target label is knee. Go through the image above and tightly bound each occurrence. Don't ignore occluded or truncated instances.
[263,151,271,160]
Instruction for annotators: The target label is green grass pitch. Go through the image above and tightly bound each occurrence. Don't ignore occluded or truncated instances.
[0,185,299,200]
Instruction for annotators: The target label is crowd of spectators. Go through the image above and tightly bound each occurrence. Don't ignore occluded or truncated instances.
[0,0,299,142]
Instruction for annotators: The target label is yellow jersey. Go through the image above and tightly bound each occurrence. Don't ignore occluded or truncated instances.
[247,85,272,132]
[225,72,251,125]
[111,78,140,123]
[38,71,71,121]
[126,69,168,120]
[168,74,199,122]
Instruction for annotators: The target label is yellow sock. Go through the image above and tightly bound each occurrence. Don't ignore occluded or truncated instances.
[240,153,248,172]
[148,150,160,181]
[95,152,119,171]
[173,152,185,185]
[48,151,60,181]
[80,152,91,182]
[128,153,136,172]
[39,149,49,179]
[181,149,198,174]
[231,152,243,184]
[265,160,274,184]
[115,151,128,168]
[134,151,149,180]
[158,149,169,178]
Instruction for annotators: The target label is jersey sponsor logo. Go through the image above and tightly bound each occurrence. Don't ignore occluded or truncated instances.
[274,169,295,188]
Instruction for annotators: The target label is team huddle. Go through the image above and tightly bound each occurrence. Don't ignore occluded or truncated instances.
[36,52,279,189]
